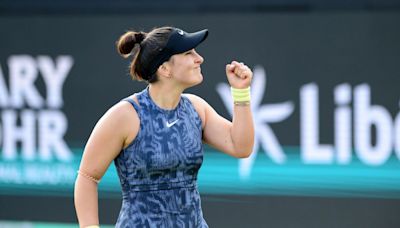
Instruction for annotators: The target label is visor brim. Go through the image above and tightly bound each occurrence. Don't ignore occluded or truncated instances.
[166,29,209,54]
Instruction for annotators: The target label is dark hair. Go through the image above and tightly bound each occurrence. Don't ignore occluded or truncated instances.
[116,27,173,83]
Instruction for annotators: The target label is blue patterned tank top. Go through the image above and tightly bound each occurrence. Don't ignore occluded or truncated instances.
[114,88,208,228]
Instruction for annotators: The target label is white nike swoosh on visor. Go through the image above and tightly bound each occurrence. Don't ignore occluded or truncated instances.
[166,119,179,128]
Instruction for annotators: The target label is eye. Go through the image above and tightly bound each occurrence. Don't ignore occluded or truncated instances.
[184,50,194,55]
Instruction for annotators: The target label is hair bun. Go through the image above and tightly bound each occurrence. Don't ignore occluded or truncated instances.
[117,31,147,57]
[134,32,146,44]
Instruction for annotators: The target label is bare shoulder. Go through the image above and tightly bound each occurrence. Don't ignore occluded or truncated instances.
[96,96,140,148]
[183,93,209,127]
[104,99,138,122]
[183,93,209,110]
[184,93,204,103]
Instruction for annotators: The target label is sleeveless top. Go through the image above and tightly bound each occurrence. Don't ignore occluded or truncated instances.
[114,88,208,228]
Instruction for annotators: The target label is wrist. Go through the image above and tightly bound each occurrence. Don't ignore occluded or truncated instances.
[231,87,251,104]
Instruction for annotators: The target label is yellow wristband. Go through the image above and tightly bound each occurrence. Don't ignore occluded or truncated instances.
[231,87,251,102]
[85,226,100,228]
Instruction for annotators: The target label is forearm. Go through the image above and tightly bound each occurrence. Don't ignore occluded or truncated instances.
[231,104,254,157]
[74,176,100,227]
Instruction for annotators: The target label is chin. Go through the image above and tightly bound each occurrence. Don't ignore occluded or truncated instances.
[194,73,203,85]
[198,72,204,81]
[185,74,203,88]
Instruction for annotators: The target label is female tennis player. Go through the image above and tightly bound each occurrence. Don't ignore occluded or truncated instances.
[74,26,254,227]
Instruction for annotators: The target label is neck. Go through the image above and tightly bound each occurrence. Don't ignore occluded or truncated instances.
[148,82,183,110]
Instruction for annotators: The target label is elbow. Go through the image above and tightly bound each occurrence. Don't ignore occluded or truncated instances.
[233,145,254,158]
[231,135,255,158]
[236,154,250,159]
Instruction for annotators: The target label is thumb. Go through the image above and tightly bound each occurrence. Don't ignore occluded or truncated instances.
[226,63,235,73]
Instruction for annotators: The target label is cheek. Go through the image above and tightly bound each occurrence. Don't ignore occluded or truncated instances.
[174,68,187,79]
[173,65,193,77]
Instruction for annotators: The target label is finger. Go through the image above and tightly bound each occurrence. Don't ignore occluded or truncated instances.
[233,66,242,76]
[235,61,246,67]
[237,69,248,79]
[231,61,242,68]
[226,64,235,72]
[240,70,249,79]
[235,66,247,75]
[239,67,251,78]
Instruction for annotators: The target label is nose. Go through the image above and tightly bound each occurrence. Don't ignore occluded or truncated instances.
[193,50,204,64]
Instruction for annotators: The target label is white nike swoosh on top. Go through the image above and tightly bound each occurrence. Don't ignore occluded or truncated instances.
[166,119,179,128]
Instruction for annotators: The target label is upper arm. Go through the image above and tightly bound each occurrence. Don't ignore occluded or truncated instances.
[78,100,140,180]
[185,94,236,157]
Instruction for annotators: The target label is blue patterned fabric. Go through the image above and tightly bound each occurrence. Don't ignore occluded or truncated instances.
[114,88,208,228]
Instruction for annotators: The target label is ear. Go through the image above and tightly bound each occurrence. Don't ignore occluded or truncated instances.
[156,62,172,79]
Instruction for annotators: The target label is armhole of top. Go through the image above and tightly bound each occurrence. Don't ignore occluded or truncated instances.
[123,94,141,112]
[121,94,142,148]
[182,94,204,130]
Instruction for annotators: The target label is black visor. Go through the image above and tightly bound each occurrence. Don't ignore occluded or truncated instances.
[145,28,208,77]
